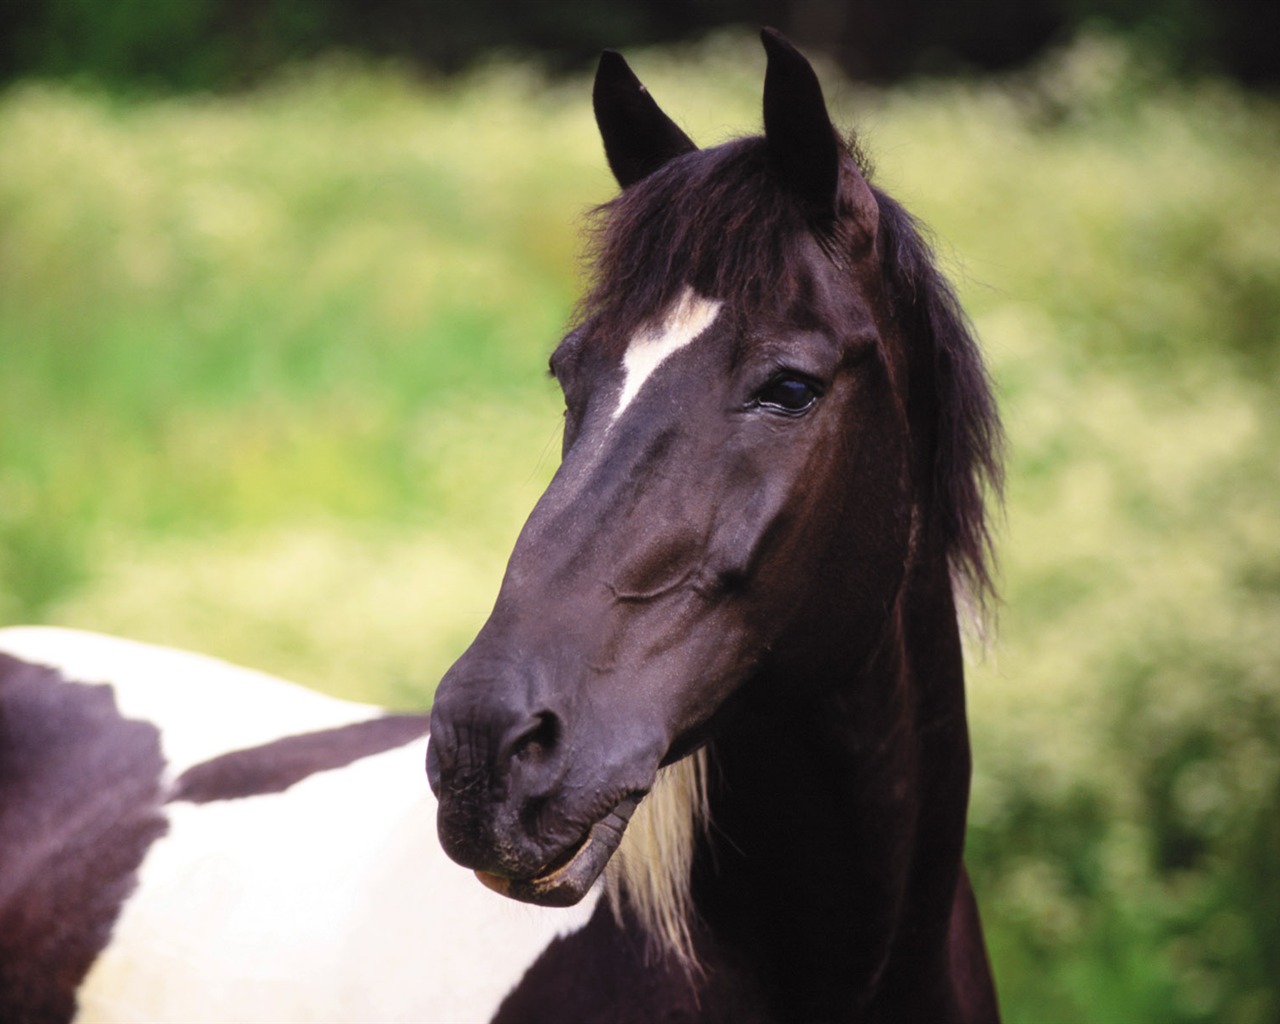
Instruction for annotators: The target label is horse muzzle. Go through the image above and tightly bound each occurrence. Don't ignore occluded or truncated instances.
[426,662,663,907]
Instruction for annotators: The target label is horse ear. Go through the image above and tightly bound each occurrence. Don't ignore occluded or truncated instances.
[593,49,697,189]
[761,28,842,221]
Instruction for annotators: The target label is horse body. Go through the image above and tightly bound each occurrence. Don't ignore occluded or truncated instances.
[0,627,596,1024]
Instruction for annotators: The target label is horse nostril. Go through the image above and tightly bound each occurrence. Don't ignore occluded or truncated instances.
[508,711,561,763]
[426,739,442,796]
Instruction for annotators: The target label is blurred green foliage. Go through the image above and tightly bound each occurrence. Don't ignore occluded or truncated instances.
[1,31,1277,1023]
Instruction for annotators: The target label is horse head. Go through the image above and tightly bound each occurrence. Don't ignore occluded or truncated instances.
[427,30,932,910]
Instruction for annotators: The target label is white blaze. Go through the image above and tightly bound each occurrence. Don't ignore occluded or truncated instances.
[612,287,723,422]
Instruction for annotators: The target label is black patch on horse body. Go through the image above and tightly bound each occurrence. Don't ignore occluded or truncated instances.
[493,900,769,1024]
[0,653,167,1024]
[171,713,429,804]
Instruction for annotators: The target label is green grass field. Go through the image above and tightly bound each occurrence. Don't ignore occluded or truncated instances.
[2,32,1277,1022]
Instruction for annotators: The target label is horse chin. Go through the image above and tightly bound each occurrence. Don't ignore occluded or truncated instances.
[475,795,641,908]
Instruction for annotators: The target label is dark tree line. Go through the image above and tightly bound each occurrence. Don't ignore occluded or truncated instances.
[1,0,1276,90]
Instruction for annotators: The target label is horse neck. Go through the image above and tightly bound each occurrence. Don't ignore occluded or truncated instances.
[692,548,973,1020]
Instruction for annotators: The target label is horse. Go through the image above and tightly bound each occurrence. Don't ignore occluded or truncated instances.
[0,28,1001,1023]
[427,28,1002,1022]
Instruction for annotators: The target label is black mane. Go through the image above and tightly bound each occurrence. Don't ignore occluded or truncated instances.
[873,186,1004,609]
[578,135,1003,608]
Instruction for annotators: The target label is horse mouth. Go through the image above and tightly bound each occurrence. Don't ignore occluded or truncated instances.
[475,794,641,907]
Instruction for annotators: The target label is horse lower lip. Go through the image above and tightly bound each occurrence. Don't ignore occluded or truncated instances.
[474,795,642,907]
[474,836,588,894]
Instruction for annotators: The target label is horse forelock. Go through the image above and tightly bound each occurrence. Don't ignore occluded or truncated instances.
[578,137,811,353]
[604,747,710,971]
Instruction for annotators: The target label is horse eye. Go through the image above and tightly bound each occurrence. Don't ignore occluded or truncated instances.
[755,375,819,414]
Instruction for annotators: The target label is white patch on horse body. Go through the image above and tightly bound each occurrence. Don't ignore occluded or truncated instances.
[612,287,723,422]
[605,748,710,970]
[75,742,596,1023]
[0,627,596,1022]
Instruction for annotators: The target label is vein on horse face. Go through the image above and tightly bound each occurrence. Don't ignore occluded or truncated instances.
[611,286,722,422]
